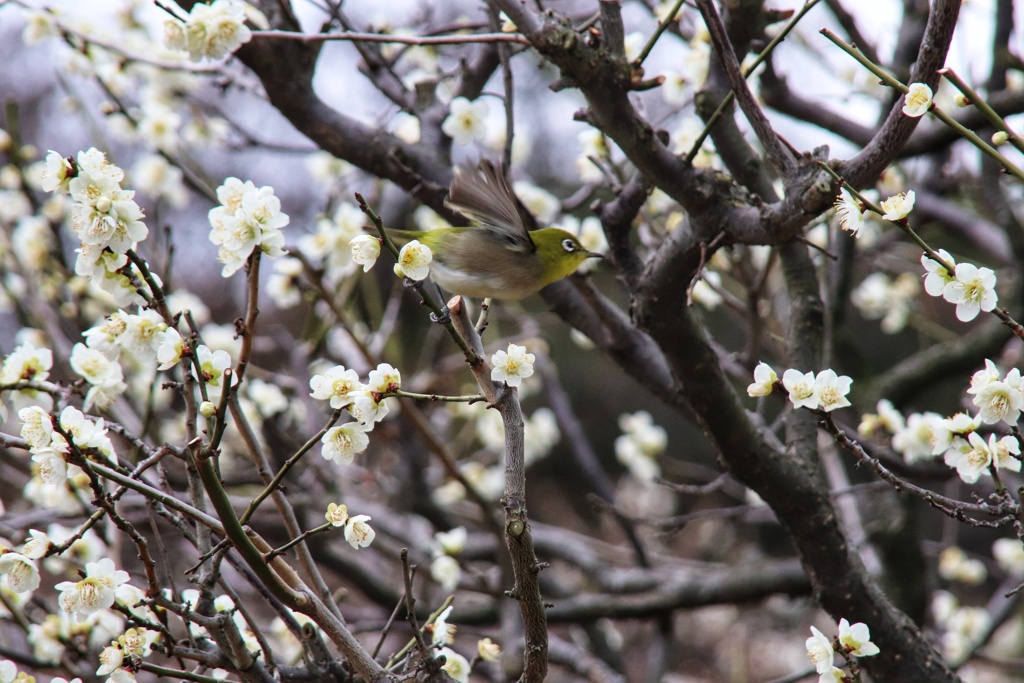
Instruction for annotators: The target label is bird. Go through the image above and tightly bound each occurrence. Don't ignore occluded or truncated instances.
[385,160,600,299]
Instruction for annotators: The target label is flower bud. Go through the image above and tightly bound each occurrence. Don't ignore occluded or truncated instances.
[992,131,1010,146]
[954,93,970,107]
[200,401,217,417]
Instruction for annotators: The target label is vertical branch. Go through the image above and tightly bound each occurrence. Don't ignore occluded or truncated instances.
[694,0,796,176]
[497,388,548,683]
[449,299,549,681]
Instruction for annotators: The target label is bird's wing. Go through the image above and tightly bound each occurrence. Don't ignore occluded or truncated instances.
[445,160,536,252]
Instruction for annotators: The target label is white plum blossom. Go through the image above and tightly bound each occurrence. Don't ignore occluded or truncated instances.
[478,638,501,662]
[396,240,432,281]
[130,154,188,208]
[96,642,124,676]
[40,150,74,194]
[325,503,349,527]
[441,97,489,146]
[208,178,289,277]
[0,659,16,683]
[691,270,724,309]
[805,626,834,675]
[491,343,535,388]
[933,413,981,456]
[967,359,1001,395]
[902,82,934,117]
[436,647,470,683]
[430,555,461,592]
[576,128,610,181]
[156,328,187,370]
[136,102,182,152]
[0,552,41,592]
[971,369,1024,425]
[880,190,915,221]
[60,406,115,462]
[67,155,148,253]
[938,546,988,585]
[83,311,130,360]
[834,187,865,236]
[21,529,51,560]
[19,405,54,449]
[309,365,362,409]
[366,363,401,394]
[431,606,457,646]
[32,444,69,488]
[859,399,907,438]
[818,668,846,682]
[69,343,127,411]
[524,407,561,465]
[194,345,233,391]
[1,342,52,384]
[993,538,1024,575]
[350,235,381,272]
[943,262,998,322]
[119,310,168,361]
[990,433,1022,472]
[941,605,990,662]
[814,370,852,412]
[783,369,818,410]
[922,249,956,297]
[299,202,367,280]
[615,411,668,481]
[55,558,131,621]
[266,257,304,308]
[164,0,255,61]
[320,422,370,464]
[348,389,390,425]
[433,527,467,556]
[344,515,375,548]
[246,378,290,417]
[851,272,919,333]
[837,619,880,657]
[305,151,354,189]
[943,431,1011,483]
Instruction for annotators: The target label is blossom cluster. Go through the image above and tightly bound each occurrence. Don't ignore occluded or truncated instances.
[163,0,256,62]
[309,363,401,464]
[747,363,852,413]
[859,357,1024,484]
[850,272,919,334]
[20,405,116,492]
[834,187,915,237]
[270,202,374,307]
[429,527,467,592]
[805,619,880,682]
[56,558,132,622]
[42,149,154,308]
[615,411,668,481]
[921,250,998,322]
[0,341,54,416]
[96,627,152,683]
[452,405,561,502]
[324,503,376,549]
[208,177,289,277]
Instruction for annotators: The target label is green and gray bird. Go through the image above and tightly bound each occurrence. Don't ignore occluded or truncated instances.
[388,160,599,299]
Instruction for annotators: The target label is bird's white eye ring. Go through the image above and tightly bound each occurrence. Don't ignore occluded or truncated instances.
[561,238,576,252]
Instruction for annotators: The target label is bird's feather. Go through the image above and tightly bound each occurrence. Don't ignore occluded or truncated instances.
[445,160,536,252]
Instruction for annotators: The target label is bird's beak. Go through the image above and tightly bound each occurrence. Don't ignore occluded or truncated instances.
[585,250,604,260]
